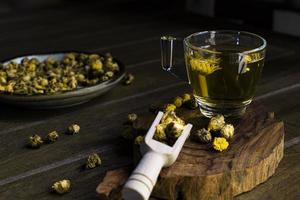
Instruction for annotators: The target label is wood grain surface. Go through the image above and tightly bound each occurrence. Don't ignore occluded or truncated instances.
[96,104,285,200]
[0,1,299,200]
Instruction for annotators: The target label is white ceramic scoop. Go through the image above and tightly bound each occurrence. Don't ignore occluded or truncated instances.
[122,111,193,200]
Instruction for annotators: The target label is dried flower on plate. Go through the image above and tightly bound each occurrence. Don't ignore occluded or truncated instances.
[86,153,102,169]
[208,114,225,131]
[0,52,120,95]
[29,134,43,148]
[220,124,234,139]
[213,137,229,152]
[193,128,212,143]
[68,124,80,135]
[52,179,71,194]
[46,131,59,142]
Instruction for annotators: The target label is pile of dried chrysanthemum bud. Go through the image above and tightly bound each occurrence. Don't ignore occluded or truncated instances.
[153,111,185,146]
[122,94,197,146]
[192,114,235,152]
[122,111,186,146]
[0,52,120,95]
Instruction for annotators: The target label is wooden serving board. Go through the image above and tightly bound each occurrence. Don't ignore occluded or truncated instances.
[96,103,284,200]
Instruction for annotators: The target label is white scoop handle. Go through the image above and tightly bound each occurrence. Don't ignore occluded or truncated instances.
[122,151,165,200]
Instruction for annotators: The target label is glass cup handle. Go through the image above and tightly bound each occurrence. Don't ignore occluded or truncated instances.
[160,36,188,82]
[160,36,177,71]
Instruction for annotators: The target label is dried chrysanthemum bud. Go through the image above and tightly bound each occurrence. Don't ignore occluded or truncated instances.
[193,128,212,143]
[46,131,59,142]
[220,124,234,139]
[182,93,191,104]
[154,124,167,142]
[52,179,71,194]
[105,71,114,78]
[68,124,80,135]
[91,60,103,71]
[123,73,134,85]
[173,96,183,107]
[0,76,6,84]
[213,137,229,152]
[127,113,138,123]
[101,75,109,82]
[165,122,185,139]
[89,54,100,60]
[161,111,185,125]
[105,57,119,72]
[186,97,198,109]
[134,136,144,145]
[164,104,176,112]
[86,153,102,169]
[208,114,225,131]
[29,134,43,148]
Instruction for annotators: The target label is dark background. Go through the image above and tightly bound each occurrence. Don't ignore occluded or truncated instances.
[0,1,299,200]
[0,0,299,36]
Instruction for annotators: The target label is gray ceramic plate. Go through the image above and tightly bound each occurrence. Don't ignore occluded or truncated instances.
[0,53,126,109]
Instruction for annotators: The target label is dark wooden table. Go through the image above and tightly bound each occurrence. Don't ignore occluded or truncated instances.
[0,2,299,200]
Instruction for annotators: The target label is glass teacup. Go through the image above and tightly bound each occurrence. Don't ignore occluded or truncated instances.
[161,30,266,118]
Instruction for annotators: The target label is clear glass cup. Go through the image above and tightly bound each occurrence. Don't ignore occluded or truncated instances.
[161,30,267,118]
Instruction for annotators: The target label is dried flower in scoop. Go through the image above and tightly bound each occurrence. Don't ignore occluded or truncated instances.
[154,124,167,142]
[86,153,102,169]
[154,111,185,145]
[193,128,212,143]
[213,137,229,152]
[164,104,176,112]
[123,73,134,85]
[161,111,185,125]
[52,179,71,194]
[46,131,59,142]
[68,124,80,135]
[127,113,138,123]
[165,122,185,139]
[208,114,225,131]
[134,136,144,145]
[173,96,183,107]
[220,124,234,139]
[29,134,43,148]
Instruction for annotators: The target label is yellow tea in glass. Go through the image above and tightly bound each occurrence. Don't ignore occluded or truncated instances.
[161,31,266,118]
